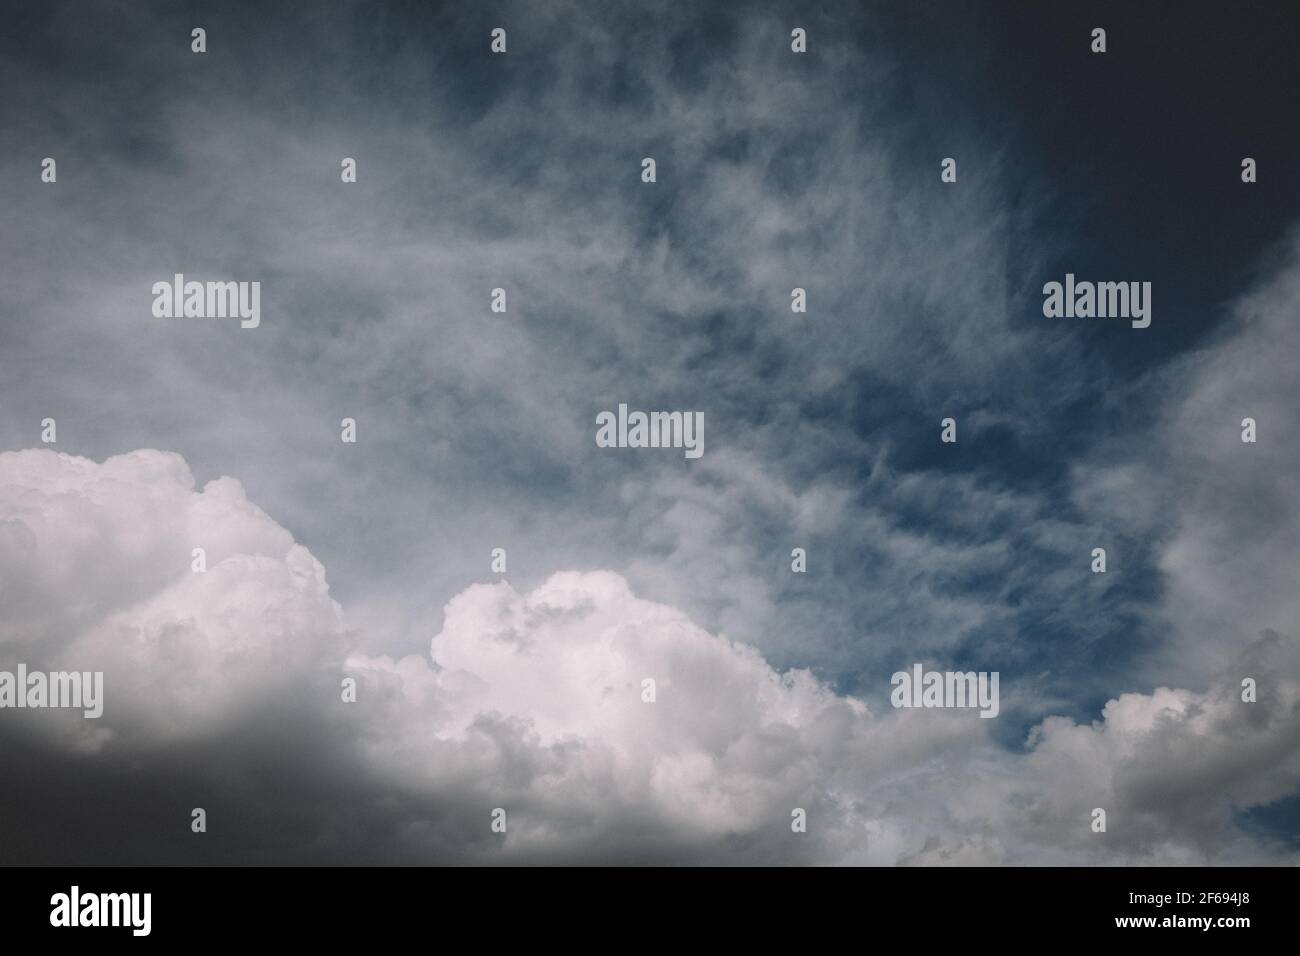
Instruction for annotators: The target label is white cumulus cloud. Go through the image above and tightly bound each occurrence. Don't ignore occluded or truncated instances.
[1,446,1296,863]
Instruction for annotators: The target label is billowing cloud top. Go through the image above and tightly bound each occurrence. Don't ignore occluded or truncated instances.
[2,447,1296,864]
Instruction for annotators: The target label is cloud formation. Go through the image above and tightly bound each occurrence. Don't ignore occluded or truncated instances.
[1,0,1297,864]
[2,446,1296,863]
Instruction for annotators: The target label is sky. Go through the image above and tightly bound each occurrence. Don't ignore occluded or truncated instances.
[0,0,1298,864]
